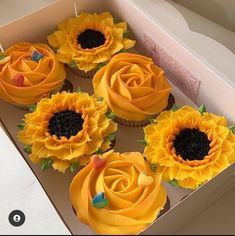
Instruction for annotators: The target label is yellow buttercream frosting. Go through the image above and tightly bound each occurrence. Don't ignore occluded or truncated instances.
[70,151,167,235]
[0,42,66,106]
[93,53,172,121]
[18,92,117,173]
[143,105,235,189]
[47,12,135,72]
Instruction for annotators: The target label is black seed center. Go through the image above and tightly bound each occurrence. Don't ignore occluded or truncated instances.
[48,110,84,139]
[77,29,106,49]
[173,128,210,161]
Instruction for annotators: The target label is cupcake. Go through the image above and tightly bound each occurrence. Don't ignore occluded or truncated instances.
[93,53,172,127]
[17,91,117,173]
[0,42,66,109]
[47,11,135,79]
[143,105,235,189]
[70,150,167,235]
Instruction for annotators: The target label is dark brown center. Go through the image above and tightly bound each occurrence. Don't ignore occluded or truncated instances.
[173,128,210,161]
[48,110,84,139]
[77,29,106,49]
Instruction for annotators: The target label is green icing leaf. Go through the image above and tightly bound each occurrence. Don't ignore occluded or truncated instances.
[17,122,25,130]
[69,60,78,69]
[137,139,147,146]
[228,125,235,134]
[105,111,115,120]
[198,104,206,115]
[95,62,106,72]
[150,163,157,173]
[29,104,37,112]
[105,133,116,142]
[169,178,178,187]
[118,48,127,53]
[70,160,80,173]
[198,182,204,188]
[123,30,129,38]
[41,158,53,171]
[113,17,119,24]
[94,149,103,155]
[147,116,156,124]
[23,145,32,154]
[171,104,179,111]
[97,96,104,101]
[75,87,81,93]
[0,54,6,60]
[52,48,59,53]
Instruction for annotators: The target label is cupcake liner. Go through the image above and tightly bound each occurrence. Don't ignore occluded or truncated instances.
[115,93,175,127]
[69,67,96,79]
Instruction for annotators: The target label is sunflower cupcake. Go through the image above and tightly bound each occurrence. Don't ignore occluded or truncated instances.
[143,105,235,189]
[0,42,66,109]
[70,150,167,235]
[47,11,135,79]
[93,53,173,127]
[17,91,117,173]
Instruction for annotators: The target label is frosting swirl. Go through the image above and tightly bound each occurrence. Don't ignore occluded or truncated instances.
[0,42,66,106]
[47,12,135,72]
[70,151,166,234]
[93,53,172,121]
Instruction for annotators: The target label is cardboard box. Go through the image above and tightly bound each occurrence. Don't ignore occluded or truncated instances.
[0,0,235,234]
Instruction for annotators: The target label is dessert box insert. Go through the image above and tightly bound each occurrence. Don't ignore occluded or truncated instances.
[0,0,235,234]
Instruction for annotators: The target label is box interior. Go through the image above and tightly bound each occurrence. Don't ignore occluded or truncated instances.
[0,0,235,234]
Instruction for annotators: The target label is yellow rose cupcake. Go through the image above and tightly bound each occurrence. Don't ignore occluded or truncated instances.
[0,42,66,109]
[93,53,173,127]
[17,91,117,173]
[47,11,135,79]
[143,105,235,189]
[70,151,167,235]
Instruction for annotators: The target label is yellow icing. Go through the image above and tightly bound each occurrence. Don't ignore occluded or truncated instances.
[70,151,167,235]
[144,105,235,189]
[18,92,117,173]
[0,42,66,105]
[47,11,135,72]
[93,53,172,121]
